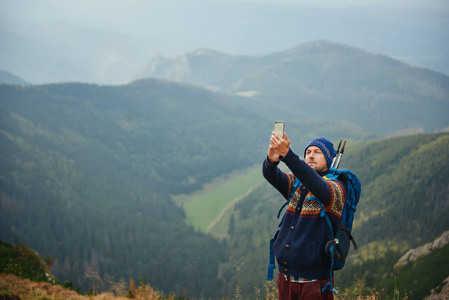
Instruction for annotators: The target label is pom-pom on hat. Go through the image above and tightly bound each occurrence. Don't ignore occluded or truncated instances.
[304,137,336,168]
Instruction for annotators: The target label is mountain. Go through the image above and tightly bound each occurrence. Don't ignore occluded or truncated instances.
[0,69,28,85]
[0,79,267,297]
[136,41,449,135]
[3,0,449,85]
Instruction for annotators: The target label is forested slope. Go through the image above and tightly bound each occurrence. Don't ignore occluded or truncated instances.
[0,79,266,297]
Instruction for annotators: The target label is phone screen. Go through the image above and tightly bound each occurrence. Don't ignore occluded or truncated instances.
[274,121,285,137]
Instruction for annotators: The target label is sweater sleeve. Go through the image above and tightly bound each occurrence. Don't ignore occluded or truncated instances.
[262,156,294,200]
[280,148,333,206]
[323,179,346,220]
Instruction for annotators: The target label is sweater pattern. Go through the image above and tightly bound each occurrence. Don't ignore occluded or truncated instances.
[324,179,345,219]
[285,174,345,219]
[286,173,300,216]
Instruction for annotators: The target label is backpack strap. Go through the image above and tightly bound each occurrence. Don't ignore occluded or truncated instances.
[322,243,339,295]
[340,222,358,250]
[315,198,338,295]
[318,169,360,295]
[267,233,277,281]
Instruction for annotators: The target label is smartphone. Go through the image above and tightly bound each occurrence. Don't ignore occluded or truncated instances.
[274,121,285,137]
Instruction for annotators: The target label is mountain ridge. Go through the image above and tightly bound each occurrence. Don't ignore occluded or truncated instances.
[135,40,449,135]
[137,40,449,95]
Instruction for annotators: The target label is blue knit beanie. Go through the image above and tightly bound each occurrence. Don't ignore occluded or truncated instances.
[304,137,336,168]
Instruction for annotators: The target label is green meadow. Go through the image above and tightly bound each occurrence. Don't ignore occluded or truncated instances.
[178,165,265,235]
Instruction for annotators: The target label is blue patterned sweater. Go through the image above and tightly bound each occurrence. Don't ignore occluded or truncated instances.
[263,148,347,280]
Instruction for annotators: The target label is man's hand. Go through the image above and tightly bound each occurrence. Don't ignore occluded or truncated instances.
[268,144,280,163]
[270,131,291,159]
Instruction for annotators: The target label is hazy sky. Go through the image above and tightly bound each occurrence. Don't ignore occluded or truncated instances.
[1,0,448,83]
[2,0,448,55]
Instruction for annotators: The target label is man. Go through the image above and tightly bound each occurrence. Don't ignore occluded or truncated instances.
[263,131,347,300]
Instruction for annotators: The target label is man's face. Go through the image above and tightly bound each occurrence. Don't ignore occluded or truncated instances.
[305,146,328,172]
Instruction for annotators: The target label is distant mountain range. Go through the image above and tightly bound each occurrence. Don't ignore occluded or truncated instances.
[135,41,449,136]
[3,40,449,139]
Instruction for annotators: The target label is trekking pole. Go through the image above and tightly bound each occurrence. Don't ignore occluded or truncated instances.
[331,139,346,169]
[335,139,346,169]
[331,139,342,168]
[331,139,343,168]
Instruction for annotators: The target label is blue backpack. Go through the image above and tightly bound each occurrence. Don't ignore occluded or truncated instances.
[267,168,361,293]
[322,168,361,268]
